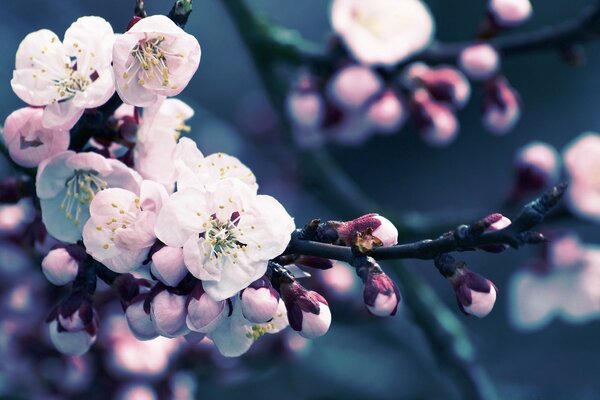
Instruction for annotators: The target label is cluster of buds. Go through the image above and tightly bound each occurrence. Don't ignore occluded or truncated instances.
[434,253,498,318]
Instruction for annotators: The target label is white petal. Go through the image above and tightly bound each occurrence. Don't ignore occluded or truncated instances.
[36,151,75,199]
[64,16,114,74]
[154,188,207,246]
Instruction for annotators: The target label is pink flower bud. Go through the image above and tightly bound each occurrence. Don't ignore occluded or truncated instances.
[240,277,280,323]
[186,283,230,333]
[513,141,561,192]
[125,296,158,340]
[150,290,189,338]
[327,65,383,110]
[286,80,325,129]
[336,213,398,246]
[281,281,331,339]
[41,247,80,286]
[451,268,498,318]
[489,0,532,28]
[150,246,188,287]
[482,77,521,135]
[3,107,69,168]
[458,43,500,81]
[366,90,407,134]
[363,271,401,317]
[412,89,459,147]
[479,213,512,253]
[411,65,471,109]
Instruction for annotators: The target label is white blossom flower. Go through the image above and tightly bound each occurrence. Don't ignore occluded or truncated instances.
[330,0,435,66]
[173,137,258,192]
[563,132,600,223]
[155,178,295,301]
[82,180,167,273]
[208,296,288,357]
[11,17,116,130]
[36,151,142,243]
[113,15,201,106]
[3,107,70,168]
[114,98,194,190]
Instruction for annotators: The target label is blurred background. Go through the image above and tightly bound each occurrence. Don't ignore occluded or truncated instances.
[1,0,600,399]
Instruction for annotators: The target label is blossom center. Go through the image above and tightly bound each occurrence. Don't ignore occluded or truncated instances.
[54,68,91,101]
[203,213,246,261]
[124,35,184,90]
[60,170,107,226]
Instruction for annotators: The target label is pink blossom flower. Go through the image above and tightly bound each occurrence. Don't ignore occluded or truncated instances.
[11,17,115,130]
[458,43,500,81]
[411,88,459,147]
[327,65,383,110]
[113,15,201,106]
[331,0,435,66]
[489,0,532,28]
[482,76,521,135]
[3,107,69,167]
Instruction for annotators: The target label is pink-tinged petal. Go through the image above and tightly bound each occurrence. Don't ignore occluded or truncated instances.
[71,67,115,109]
[3,107,70,168]
[63,16,114,74]
[367,90,406,134]
[150,246,187,287]
[114,211,157,250]
[186,290,229,333]
[104,159,143,194]
[489,0,532,27]
[128,15,187,35]
[42,100,85,130]
[139,180,169,212]
[202,258,267,302]
[66,151,112,175]
[327,65,383,110]
[36,151,75,198]
[566,183,600,223]
[88,188,137,220]
[150,290,189,338]
[458,43,500,81]
[182,236,222,281]
[11,69,63,106]
[463,286,497,318]
[240,286,280,323]
[563,133,600,203]
[41,247,79,286]
[154,188,208,246]
[125,300,158,340]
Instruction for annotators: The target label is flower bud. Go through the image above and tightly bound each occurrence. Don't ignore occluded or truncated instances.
[411,89,459,147]
[482,76,521,135]
[240,276,280,323]
[41,246,81,286]
[409,65,471,110]
[186,283,230,333]
[150,246,188,287]
[280,281,331,339]
[479,213,512,253]
[366,90,407,134]
[512,141,560,194]
[125,295,158,340]
[48,296,98,356]
[150,289,189,338]
[458,43,500,81]
[335,213,398,247]
[488,0,532,28]
[287,76,325,129]
[451,267,498,318]
[363,270,401,317]
[327,65,383,110]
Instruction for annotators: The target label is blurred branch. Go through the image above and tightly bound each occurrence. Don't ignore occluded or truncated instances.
[285,184,565,262]
[254,1,600,70]
[221,1,499,399]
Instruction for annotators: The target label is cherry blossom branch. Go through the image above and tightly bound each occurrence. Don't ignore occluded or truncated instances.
[284,183,565,263]
[221,1,499,399]
[258,1,600,69]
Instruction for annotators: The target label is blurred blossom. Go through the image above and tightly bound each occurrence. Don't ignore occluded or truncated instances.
[327,65,383,110]
[105,315,180,378]
[411,88,459,147]
[115,383,158,400]
[287,76,325,131]
[330,0,435,66]
[482,76,521,135]
[366,90,407,133]
[0,197,35,236]
[3,107,70,168]
[36,150,142,243]
[488,0,533,28]
[509,234,600,331]
[458,43,500,81]
[11,17,116,130]
[113,15,201,106]
[316,260,360,301]
[404,63,471,110]
[512,141,561,197]
[563,132,600,222]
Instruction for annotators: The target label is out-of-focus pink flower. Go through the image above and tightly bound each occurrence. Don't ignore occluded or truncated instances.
[11,17,116,130]
[563,132,600,222]
[482,76,521,135]
[327,65,383,110]
[513,141,561,193]
[404,63,471,109]
[489,0,532,28]
[458,43,500,81]
[411,89,459,147]
[366,90,407,134]
[0,198,35,236]
[286,76,325,130]
[113,15,201,106]
[115,384,158,400]
[331,0,435,66]
[3,107,69,168]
